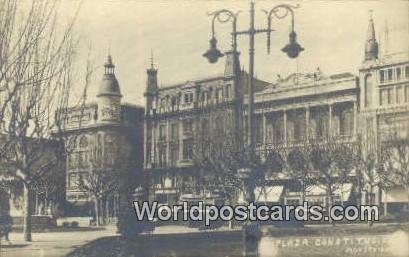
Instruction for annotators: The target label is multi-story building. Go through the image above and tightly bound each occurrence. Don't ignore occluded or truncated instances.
[144,51,269,205]
[359,14,409,213]
[144,13,408,211]
[60,55,144,217]
[145,48,360,203]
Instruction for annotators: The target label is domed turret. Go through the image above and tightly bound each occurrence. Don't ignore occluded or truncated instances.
[97,55,122,123]
[97,55,122,97]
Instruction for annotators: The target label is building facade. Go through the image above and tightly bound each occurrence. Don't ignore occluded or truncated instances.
[359,15,409,213]
[144,14,409,211]
[61,56,144,217]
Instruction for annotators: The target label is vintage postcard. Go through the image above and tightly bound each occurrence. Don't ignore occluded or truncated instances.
[0,0,408,257]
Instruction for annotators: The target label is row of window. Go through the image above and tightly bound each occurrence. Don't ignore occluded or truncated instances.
[379,65,409,84]
[157,116,228,142]
[157,84,232,113]
[157,138,193,167]
[68,172,87,189]
[379,84,409,106]
[152,107,354,167]
[259,109,354,144]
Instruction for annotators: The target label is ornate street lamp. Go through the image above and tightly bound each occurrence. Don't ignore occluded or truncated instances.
[203,2,304,205]
[203,37,224,63]
[264,4,304,58]
[282,30,304,58]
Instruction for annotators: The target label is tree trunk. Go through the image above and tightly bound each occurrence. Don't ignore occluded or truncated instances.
[326,185,334,226]
[23,182,32,241]
[407,188,409,223]
[94,198,100,227]
[368,186,374,227]
[301,180,306,203]
[384,190,388,216]
[106,197,110,224]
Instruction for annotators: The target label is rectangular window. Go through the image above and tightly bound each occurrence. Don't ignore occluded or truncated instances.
[183,139,193,160]
[405,66,409,78]
[158,146,167,167]
[387,87,393,104]
[170,123,178,141]
[183,119,193,134]
[380,89,387,106]
[171,97,177,111]
[396,86,403,104]
[387,69,393,81]
[170,145,178,166]
[405,85,409,102]
[396,67,401,80]
[159,124,167,141]
[78,151,88,169]
[380,70,385,83]
[255,115,264,144]
[202,91,208,104]
[68,173,77,189]
[184,92,193,104]
[225,84,231,99]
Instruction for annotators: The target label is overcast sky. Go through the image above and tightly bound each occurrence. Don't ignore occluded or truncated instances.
[61,0,409,106]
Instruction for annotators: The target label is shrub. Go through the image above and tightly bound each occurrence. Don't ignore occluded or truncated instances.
[71,221,79,228]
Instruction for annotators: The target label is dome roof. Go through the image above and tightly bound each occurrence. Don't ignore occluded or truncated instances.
[97,74,121,97]
[97,55,122,97]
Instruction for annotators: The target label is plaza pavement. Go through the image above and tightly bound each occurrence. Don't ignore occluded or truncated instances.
[0,225,222,257]
[1,223,407,257]
[0,226,118,257]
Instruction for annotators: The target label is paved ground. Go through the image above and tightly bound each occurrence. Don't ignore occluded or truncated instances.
[0,227,117,257]
[1,224,407,257]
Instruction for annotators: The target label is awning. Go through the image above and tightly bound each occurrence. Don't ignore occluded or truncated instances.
[254,186,284,203]
[155,189,178,194]
[179,193,202,201]
[307,183,353,202]
[335,183,353,202]
[383,187,409,203]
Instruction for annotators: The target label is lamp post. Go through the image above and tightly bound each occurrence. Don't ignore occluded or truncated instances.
[203,1,303,204]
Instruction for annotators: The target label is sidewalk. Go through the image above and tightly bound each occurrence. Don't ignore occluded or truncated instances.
[0,226,117,257]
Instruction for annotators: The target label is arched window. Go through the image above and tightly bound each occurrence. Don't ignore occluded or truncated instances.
[79,136,88,149]
[364,74,373,108]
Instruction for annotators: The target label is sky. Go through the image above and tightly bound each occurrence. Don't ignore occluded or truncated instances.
[59,0,409,106]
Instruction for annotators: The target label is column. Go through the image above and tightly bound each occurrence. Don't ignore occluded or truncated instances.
[178,119,184,162]
[283,110,287,145]
[305,107,310,140]
[262,114,267,145]
[166,120,170,166]
[353,101,357,138]
[328,104,332,138]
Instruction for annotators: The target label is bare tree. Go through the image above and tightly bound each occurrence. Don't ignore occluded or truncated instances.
[309,140,354,224]
[380,128,409,221]
[0,0,78,241]
[76,134,122,227]
[193,103,246,204]
[286,142,314,203]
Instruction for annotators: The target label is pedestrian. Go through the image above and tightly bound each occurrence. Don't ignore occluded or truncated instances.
[0,213,13,244]
[0,186,12,244]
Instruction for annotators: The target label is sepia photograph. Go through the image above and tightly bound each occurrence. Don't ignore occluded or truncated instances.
[0,0,408,256]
